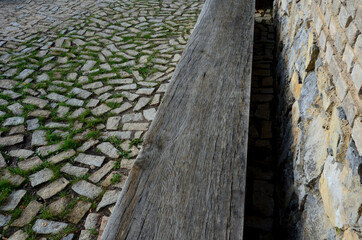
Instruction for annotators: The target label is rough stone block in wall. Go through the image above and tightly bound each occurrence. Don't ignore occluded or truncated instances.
[332,0,340,15]
[333,74,348,101]
[319,30,327,51]
[355,5,362,32]
[338,5,352,29]
[354,34,362,64]
[274,0,362,238]
[352,117,362,155]
[342,43,354,73]
[342,92,357,125]
[345,23,359,46]
[334,29,347,54]
[351,63,362,93]
[325,41,333,64]
[324,7,332,27]
[345,0,358,18]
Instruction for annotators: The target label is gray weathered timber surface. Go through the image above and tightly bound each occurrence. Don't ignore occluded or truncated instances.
[101,0,255,239]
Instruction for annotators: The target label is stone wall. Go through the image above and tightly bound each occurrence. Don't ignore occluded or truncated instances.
[273,0,362,239]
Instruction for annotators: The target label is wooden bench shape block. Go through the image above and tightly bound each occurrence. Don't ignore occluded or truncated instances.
[101,0,255,239]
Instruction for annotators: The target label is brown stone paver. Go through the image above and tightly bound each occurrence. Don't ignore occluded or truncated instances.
[0,0,204,239]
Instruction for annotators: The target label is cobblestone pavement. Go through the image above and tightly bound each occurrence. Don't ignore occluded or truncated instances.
[0,0,203,239]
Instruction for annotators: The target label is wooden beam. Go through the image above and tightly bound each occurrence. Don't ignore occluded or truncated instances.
[101,0,255,239]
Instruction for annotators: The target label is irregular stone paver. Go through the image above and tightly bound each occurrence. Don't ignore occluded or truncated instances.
[96,142,119,158]
[18,156,42,171]
[48,197,70,216]
[96,190,121,211]
[0,190,26,211]
[37,178,69,199]
[89,161,115,183]
[0,0,203,238]
[48,149,76,164]
[0,135,24,147]
[37,143,62,157]
[8,230,28,240]
[0,169,25,186]
[74,153,105,167]
[11,200,42,227]
[66,201,91,224]
[0,153,7,168]
[84,213,101,229]
[29,168,54,187]
[0,214,11,227]
[72,180,102,199]
[61,163,89,177]
[32,219,68,234]
[31,130,47,146]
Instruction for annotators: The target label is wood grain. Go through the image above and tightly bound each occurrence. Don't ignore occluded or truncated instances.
[101,0,255,239]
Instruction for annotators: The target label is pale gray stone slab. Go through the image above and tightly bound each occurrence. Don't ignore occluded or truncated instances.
[0,134,24,146]
[74,153,105,167]
[37,143,62,156]
[143,103,156,116]
[29,168,54,187]
[106,116,121,130]
[122,123,149,131]
[44,122,70,128]
[111,102,133,114]
[3,117,24,126]
[27,119,39,130]
[89,161,115,183]
[48,149,76,164]
[120,159,136,170]
[8,149,34,159]
[62,234,74,240]
[0,214,11,227]
[32,219,68,234]
[84,213,101,229]
[23,96,49,108]
[37,73,50,82]
[69,87,92,99]
[0,190,26,211]
[83,81,103,89]
[81,60,96,71]
[78,230,92,240]
[8,103,23,115]
[61,163,89,177]
[77,139,99,152]
[91,104,111,116]
[46,93,68,102]
[100,131,131,140]
[120,91,139,101]
[97,142,119,158]
[66,98,84,107]
[125,109,145,121]
[72,180,102,199]
[0,80,18,89]
[31,130,47,146]
[16,69,34,80]
[37,178,69,199]
[18,156,42,171]
[0,153,6,168]
[96,190,121,211]
[133,97,150,111]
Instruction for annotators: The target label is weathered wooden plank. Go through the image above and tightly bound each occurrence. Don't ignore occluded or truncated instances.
[101,0,255,239]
